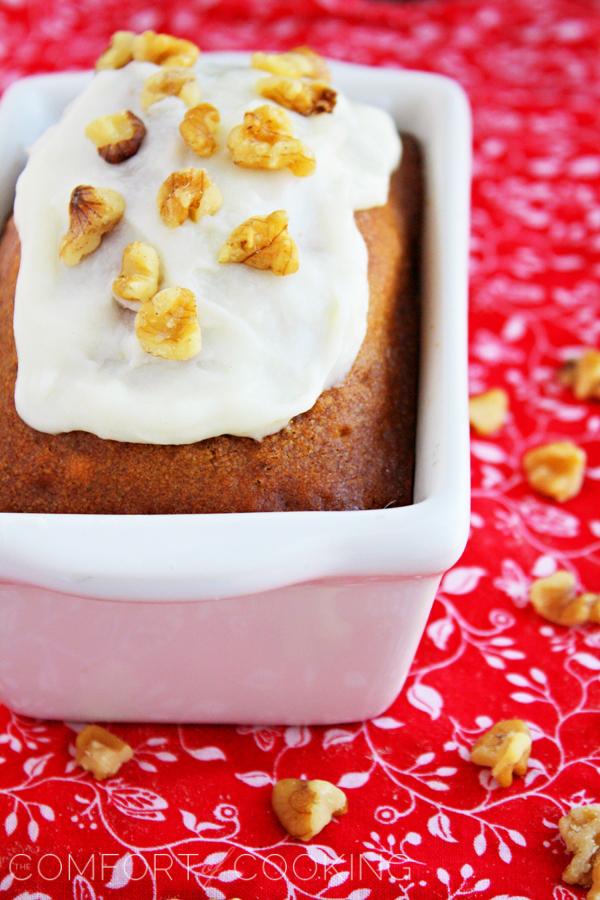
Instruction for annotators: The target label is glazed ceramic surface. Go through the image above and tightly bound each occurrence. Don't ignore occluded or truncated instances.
[0,57,471,723]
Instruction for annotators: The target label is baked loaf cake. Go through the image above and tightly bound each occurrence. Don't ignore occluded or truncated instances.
[0,38,421,513]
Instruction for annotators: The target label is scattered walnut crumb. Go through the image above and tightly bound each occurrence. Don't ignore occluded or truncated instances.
[578,593,600,625]
[179,103,220,157]
[85,110,146,164]
[75,725,133,780]
[227,104,315,176]
[141,68,201,111]
[257,76,337,116]
[469,388,509,436]
[559,350,600,401]
[558,359,576,387]
[559,805,600,900]
[132,30,199,68]
[470,719,531,788]
[95,31,136,70]
[157,168,222,228]
[523,441,586,502]
[252,47,330,81]
[113,242,161,310]
[530,571,600,626]
[135,286,201,360]
[219,210,299,276]
[59,185,125,266]
[272,778,347,841]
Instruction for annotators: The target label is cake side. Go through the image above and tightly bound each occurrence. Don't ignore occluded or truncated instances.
[0,135,421,513]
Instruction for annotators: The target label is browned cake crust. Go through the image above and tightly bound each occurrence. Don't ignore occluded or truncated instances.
[0,135,421,513]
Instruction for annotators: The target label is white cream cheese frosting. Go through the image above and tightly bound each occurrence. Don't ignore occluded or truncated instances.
[13,56,401,444]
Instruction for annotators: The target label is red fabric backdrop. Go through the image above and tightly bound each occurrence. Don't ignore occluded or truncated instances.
[0,0,599,897]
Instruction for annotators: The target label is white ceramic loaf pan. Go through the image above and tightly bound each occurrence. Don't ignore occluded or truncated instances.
[0,54,471,724]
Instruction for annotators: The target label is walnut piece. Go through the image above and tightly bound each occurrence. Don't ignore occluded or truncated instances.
[85,110,146,164]
[530,571,600,626]
[579,593,600,625]
[252,46,330,81]
[257,76,337,116]
[113,242,161,310]
[272,778,347,841]
[219,210,299,276]
[136,287,201,360]
[469,388,509,436]
[559,350,600,401]
[75,724,133,780]
[523,440,586,502]
[559,805,600,899]
[228,104,315,176]
[179,103,220,157]
[470,719,531,788]
[132,30,199,68]
[141,69,201,111]
[96,30,199,69]
[59,185,125,266]
[157,168,222,228]
[95,31,136,70]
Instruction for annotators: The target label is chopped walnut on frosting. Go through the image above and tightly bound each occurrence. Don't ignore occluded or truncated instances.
[470,719,531,788]
[157,168,222,228]
[113,242,161,310]
[272,778,348,841]
[95,30,199,69]
[136,287,201,360]
[75,725,133,780]
[523,440,586,502]
[59,185,125,266]
[85,110,146,164]
[228,104,315,176]
[559,349,600,401]
[179,103,220,157]
[252,46,330,81]
[219,210,299,276]
[258,76,337,116]
[469,388,509,436]
[141,69,201,111]
[559,805,600,900]
[530,570,600,626]
[95,31,136,70]
[132,30,199,68]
